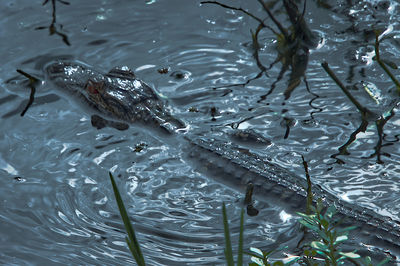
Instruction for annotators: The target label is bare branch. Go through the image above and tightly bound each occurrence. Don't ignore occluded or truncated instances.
[257,0,289,40]
[201,1,265,27]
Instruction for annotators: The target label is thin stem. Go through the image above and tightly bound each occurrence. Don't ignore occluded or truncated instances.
[256,0,289,40]
[321,62,373,118]
[201,1,265,26]
[374,31,400,93]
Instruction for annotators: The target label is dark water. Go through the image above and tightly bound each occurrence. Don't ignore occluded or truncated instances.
[1,0,400,265]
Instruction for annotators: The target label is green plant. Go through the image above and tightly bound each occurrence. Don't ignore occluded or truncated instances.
[109,172,146,266]
[297,200,360,265]
[297,199,391,265]
[109,170,391,265]
[248,246,299,266]
[222,202,245,266]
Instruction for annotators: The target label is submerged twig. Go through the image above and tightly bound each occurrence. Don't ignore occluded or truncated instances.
[16,69,40,116]
[201,1,267,29]
[374,31,400,94]
[364,110,395,164]
[36,0,71,46]
[321,61,374,118]
[330,119,369,164]
[257,0,289,40]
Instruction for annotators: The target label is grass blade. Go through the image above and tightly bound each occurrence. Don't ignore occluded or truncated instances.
[109,172,145,266]
[237,208,244,266]
[222,202,234,266]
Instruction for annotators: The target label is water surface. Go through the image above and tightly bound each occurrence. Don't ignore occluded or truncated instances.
[1,0,400,265]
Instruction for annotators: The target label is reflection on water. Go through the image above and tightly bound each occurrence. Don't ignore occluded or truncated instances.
[0,0,400,264]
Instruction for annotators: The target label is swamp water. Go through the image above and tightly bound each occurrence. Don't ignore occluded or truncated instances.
[1,0,400,265]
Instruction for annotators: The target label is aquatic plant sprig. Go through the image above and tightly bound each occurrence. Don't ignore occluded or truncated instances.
[248,247,296,266]
[297,201,391,266]
[297,200,361,265]
[297,157,391,265]
[222,203,299,266]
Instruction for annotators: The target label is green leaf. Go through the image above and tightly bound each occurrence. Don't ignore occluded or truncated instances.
[109,172,145,266]
[320,219,329,229]
[325,206,336,218]
[272,261,284,266]
[316,230,330,243]
[222,203,234,266]
[250,247,264,257]
[238,208,244,266]
[304,249,311,257]
[363,256,372,264]
[126,237,144,265]
[296,212,310,218]
[285,256,301,264]
[338,252,361,259]
[311,241,328,251]
[333,235,348,246]
[299,220,319,232]
[315,249,328,257]
[250,256,266,266]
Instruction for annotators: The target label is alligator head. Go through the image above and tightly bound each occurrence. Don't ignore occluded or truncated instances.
[44,60,185,133]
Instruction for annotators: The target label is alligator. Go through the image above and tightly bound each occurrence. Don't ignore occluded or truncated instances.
[44,60,400,257]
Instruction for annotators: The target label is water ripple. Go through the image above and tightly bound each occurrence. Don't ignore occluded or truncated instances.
[1,0,400,264]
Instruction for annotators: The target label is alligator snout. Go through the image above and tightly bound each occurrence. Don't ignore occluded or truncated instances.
[45,61,98,80]
[44,61,78,78]
[43,63,66,85]
[43,60,186,133]
[44,62,64,75]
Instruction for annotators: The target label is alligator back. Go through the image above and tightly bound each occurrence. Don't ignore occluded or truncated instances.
[186,136,400,251]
